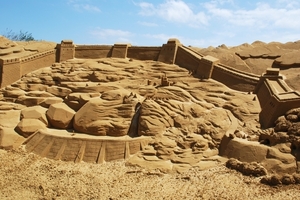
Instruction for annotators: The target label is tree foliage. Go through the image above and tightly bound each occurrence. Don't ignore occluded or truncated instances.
[2,29,35,41]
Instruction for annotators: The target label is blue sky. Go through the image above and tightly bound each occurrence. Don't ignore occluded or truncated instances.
[1,0,300,47]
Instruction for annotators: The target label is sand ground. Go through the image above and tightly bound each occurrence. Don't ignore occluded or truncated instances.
[0,147,299,200]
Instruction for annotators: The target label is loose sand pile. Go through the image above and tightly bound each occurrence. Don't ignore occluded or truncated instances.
[1,147,300,200]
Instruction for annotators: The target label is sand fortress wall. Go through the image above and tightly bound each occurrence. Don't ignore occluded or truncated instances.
[0,49,56,87]
[73,44,162,60]
[212,64,259,92]
[0,39,260,92]
[175,45,203,73]
[25,129,149,163]
[0,58,21,88]
[20,49,56,75]
[65,38,299,127]
[174,42,259,92]
[128,46,161,61]
[1,38,300,128]
[75,45,113,59]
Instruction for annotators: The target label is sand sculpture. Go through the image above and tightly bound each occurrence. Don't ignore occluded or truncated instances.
[1,36,300,185]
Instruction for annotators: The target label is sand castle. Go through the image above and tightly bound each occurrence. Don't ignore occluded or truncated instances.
[1,36,300,184]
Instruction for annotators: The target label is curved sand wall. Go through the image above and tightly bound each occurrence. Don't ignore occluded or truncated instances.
[24,129,150,163]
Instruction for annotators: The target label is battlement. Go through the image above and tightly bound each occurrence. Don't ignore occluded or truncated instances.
[76,45,113,50]
[255,70,300,128]
[75,45,113,59]
[183,46,205,57]
[202,55,220,65]
[265,68,280,76]
[20,49,55,63]
[214,65,259,80]
[112,43,131,58]
[157,39,181,64]
[58,40,75,62]
[0,57,20,64]
[167,38,181,45]
[274,91,300,101]
[218,63,260,80]
[61,40,74,46]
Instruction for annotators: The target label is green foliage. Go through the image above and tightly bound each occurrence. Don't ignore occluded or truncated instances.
[2,29,35,41]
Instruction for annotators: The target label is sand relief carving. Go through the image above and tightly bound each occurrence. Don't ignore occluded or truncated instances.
[1,36,300,185]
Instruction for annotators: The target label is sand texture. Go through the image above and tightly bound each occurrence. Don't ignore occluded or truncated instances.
[0,37,300,199]
[1,148,300,200]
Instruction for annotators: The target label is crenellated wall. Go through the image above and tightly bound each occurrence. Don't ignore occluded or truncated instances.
[0,39,262,91]
[0,50,56,88]
[127,46,161,60]
[20,49,56,75]
[111,44,131,58]
[174,45,259,92]
[212,64,259,92]
[75,45,113,59]
[0,58,21,88]
[158,38,180,64]
[1,38,300,129]
[58,40,74,62]
[254,68,300,128]
[258,89,300,128]
[175,45,203,72]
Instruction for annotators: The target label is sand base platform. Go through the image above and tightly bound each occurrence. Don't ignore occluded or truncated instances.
[23,129,150,163]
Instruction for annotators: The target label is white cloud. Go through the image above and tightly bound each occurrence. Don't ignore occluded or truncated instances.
[143,33,206,46]
[144,33,180,42]
[90,28,133,43]
[180,38,206,47]
[250,30,300,44]
[72,4,101,12]
[68,0,100,12]
[90,28,132,38]
[138,2,156,15]
[204,1,300,29]
[138,0,208,27]
[273,9,300,29]
[204,2,232,18]
[215,0,235,5]
[138,21,158,27]
[276,0,300,8]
